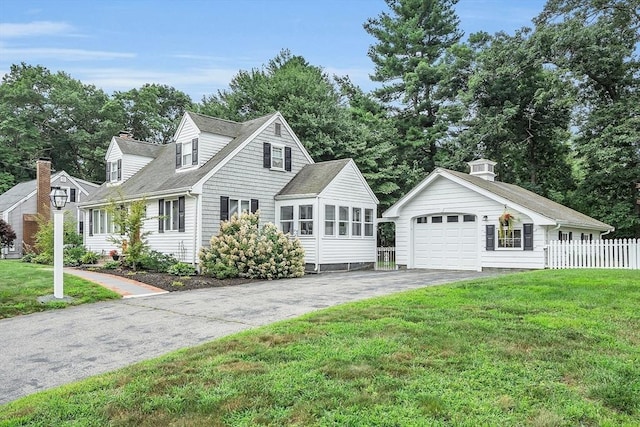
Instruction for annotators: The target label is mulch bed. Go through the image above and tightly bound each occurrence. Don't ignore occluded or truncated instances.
[86,267,256,292]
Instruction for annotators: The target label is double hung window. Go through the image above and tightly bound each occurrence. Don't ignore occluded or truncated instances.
[280,206,294,234]
[299,205,313,235]
[324,205,335,236]
[338,206,349,236]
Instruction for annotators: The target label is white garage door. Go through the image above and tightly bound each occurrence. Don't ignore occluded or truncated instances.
[413,214,478,270]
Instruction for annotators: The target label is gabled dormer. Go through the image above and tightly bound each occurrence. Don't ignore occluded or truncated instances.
[173,112,239,171]
[105,133,163,185]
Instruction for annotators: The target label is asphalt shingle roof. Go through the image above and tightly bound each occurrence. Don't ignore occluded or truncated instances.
[0,173,99,213]
[277,159,351,197]
[444,168,612,230]
[84,112,277,204]
[114,137,164,158]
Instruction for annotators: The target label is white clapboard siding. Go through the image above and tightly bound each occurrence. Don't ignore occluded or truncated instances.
[547,239,639,269]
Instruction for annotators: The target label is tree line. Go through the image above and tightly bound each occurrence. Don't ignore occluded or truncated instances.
[0,0,638,237]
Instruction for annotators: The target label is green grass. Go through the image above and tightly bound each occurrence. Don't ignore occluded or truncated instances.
[1,269,639,426]
[0,260,121,318]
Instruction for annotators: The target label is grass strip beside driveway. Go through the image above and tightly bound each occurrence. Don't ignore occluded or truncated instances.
[1,269,639,425]
[0,260,121,318]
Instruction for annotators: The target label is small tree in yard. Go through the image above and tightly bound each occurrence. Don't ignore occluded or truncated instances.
[0,219,16,258]
[200,211,305,280]
[108,198,150,270]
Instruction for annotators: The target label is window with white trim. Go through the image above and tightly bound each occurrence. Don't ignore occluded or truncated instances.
[339,206,349,236]
[271,144,284,170]
[110,161,119,182]
[299,205,313,235]
[182,140,192,166]
[280,206,294,234]
[498,228,522,248]
[324,205,335,236]
[92,209,108,234]
[164,200,180,231]
[364,209,374,236]
[352,207,362,236]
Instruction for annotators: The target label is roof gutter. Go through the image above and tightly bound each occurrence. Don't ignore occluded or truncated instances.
[79,187,194,209]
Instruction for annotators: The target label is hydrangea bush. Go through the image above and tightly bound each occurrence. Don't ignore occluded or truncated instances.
[199,211,305,280]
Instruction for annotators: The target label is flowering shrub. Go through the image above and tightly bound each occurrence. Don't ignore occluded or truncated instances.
[199,211,305,280]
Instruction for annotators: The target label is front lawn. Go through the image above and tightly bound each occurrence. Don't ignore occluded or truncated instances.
[0,260,121,318]
[1,269,638,425]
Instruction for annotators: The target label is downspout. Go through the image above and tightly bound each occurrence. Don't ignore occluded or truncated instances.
[315,195,320,273]
[186,191,199,267]
[600,228,613,237]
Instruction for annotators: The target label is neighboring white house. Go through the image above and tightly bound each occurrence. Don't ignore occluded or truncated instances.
[0,159,99,258]
[382,159,614,271]
[79,111,378,272]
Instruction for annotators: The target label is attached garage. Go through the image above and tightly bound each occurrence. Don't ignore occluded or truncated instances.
[413,214,478,270]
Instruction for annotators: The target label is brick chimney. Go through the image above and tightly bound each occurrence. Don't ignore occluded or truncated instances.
[36,158,51,219]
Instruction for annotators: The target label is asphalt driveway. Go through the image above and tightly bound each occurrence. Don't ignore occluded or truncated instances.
[0,268,514,405]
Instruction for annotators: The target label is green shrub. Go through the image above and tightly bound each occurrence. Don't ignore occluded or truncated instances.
[63,245,86,266]
[139,250,178,272]
[21,252,35,263]
[80,251,99,265]
[33,213,82,263]
[199,211,305,280]
[32,253,52,265]
[102,260,120,270]
[167,262,197,276]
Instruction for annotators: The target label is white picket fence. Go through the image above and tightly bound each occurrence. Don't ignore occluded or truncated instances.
[547,239,640,269]
[376,247,398,271]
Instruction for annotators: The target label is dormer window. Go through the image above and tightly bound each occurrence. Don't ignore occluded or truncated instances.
[106,159,121,182]
[176,138,198,169]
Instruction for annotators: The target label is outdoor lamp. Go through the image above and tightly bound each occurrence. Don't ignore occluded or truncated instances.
[49,186,68,210]
[50,186,67,299]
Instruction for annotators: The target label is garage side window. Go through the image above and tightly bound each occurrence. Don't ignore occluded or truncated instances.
[498,228,522,248]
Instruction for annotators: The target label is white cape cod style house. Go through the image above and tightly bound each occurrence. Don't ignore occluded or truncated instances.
[382,159,614,271]
[80,111,378,272]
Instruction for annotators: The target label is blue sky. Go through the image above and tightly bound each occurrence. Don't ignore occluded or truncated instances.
[0,0,547,101]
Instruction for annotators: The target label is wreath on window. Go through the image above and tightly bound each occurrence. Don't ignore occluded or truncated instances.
[498,211,517,242]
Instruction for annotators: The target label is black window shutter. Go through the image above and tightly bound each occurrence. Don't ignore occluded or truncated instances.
[220,196,229,221]
[192,138,198,165]
[558,230,562,240]
[285,147,292,172]
[176,143,182,167]
[523,223,533,251]
[70,188,76,203]
[117,159,122,180]
[105,162,110,181]
[88,209,93,236]
[251,199,259,213]
[486,225,495,251]
[158,199,164,233]
[569,232,573,241]
[79,221,83,235]
[178,196,185,232]
[263,142,271,168]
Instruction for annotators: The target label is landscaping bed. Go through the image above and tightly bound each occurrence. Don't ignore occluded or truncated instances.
[86,267,256,292]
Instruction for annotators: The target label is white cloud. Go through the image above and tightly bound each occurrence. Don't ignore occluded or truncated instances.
[0,46,135,61]
[73,66,241,98]
[0,21,75,38]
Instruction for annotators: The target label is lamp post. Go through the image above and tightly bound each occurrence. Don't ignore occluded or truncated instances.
[49,186,68,299]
